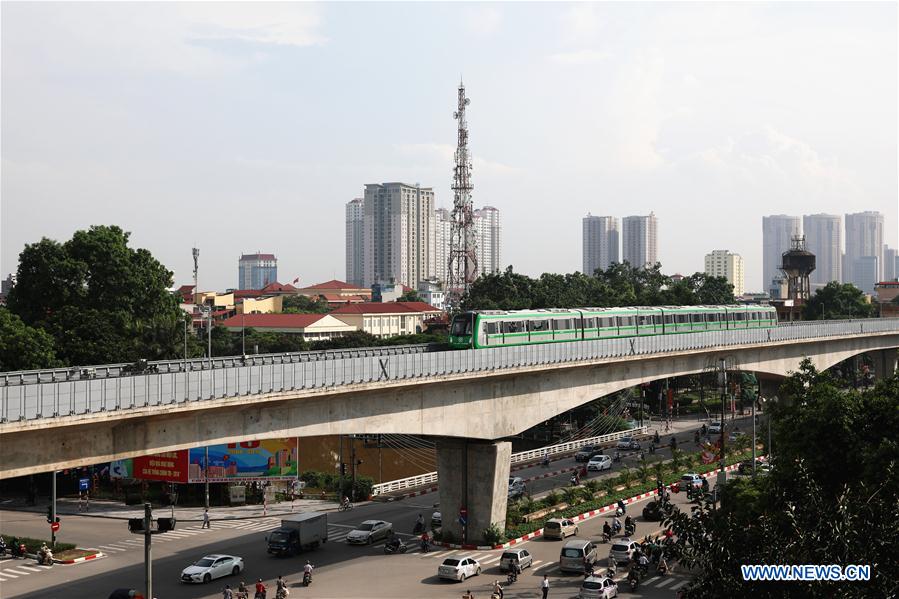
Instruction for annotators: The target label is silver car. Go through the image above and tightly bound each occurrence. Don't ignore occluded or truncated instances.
[346,520,393,544]
[438,556,481,581]
[499,548,533,572]
[609,539,638,564]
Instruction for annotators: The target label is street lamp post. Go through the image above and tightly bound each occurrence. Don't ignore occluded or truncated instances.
[242,312,246,356]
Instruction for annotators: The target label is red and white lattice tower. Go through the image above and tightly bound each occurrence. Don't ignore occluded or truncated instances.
[446,80,478,309]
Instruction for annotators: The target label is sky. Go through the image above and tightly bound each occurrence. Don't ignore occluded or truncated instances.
[2,2,896,293]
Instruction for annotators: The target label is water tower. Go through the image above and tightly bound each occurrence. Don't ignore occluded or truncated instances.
[780,235,816,304]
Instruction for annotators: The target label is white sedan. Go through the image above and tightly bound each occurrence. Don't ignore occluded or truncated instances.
[438,556,481,582]
[180,554,244,584]
[587,455,612,471]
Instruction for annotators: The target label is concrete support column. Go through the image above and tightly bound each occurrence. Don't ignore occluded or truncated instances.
[874,348,898,381]
[436,438,511,545]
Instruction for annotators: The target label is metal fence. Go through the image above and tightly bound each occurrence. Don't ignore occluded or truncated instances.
[2,319,898,424]
[372,427,647,495]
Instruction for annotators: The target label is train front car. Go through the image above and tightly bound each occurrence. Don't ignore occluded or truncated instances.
[449,312,477,349]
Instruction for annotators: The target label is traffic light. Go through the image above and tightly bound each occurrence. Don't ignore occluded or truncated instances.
[339,462,347,476]
[128,518,145,533]
[47,506,53,523]
[157,517,177,532]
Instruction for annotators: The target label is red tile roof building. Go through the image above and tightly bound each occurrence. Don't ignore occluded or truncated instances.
[297,280,372,301]
[330,302,442,338]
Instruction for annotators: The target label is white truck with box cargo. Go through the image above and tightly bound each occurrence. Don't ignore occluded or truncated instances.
[266,513,328,556]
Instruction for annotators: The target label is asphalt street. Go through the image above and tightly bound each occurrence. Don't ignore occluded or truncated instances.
[0,417,751,598]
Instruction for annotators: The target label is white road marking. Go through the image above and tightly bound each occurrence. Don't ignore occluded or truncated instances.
[19,565,43,572]
[0,571,18,579]
[655,577,675,588]
[671,580,689,590]
[481,555,502,565]
[534,562,557,572]
[3,568,31,576]
[98,545,127,552]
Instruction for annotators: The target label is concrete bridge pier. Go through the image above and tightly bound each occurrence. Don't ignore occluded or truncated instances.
[874,348,898,381]
[435,438,511,545]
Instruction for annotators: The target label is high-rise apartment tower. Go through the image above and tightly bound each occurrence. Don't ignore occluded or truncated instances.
[622,213,658,268]
[704,250,745,296]
[762,215,801,291]
[345,198,365,287]
[238,253,277,289]
[802,214,842,289]
[844,211,884,287]
[582,215,620,275]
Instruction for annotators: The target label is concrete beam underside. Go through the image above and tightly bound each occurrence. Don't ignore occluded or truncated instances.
[2,334,897,478]
[436,438,511,545]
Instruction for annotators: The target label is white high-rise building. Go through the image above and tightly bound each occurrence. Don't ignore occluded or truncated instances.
[362,182,435,288]
[473,206,501,276]
[622,213,658,268]
[582,215,620,275]
[884,245,898,282]
[345,198,365,287]
[844,211,884,285]
[852,256,879,294]
[704,250,745,296]
[433,205,501,284]
[434,208,452,284]
[762,215,801,291]
[803,214,842,289]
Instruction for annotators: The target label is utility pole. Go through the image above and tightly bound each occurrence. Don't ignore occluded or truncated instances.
[144,503,153,599]
[51,471,57,547]
[751,389,757,477]
[717,358,727,505]
[350,435,357,502]
[446,79,478,309]
[204,446,210,510]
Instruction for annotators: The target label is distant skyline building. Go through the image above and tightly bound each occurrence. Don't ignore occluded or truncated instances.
[704,249,745,296]
[852,255,879,294]
[762,215,801,291]
[238,253,277,290]
[582,215,620,275]
[621,213,658,268]
[884,245,898,282]
[345,198,365,287]
[362,182,435,288]
[473,206,501,276]
[844,211,884,285]
[802,213,842,289]
[434,207,452,284]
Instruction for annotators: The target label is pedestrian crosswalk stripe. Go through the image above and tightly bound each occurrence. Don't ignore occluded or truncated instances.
[671,580,688,590]
[655,577,675,588]
[20,565,43,572]
[0,571,18,579]
[99,545,127,552]
[4,568,31,576]
[481,556,501,565]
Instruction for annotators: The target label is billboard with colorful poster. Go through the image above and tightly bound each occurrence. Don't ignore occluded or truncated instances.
[187,439,298,483]
[132,451,189,483]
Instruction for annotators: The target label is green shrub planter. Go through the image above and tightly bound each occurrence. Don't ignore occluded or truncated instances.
[502,449,756,542]
[1,534,76,553]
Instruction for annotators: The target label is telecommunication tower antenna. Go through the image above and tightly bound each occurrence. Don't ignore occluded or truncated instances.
[192,247,200,305]
[446,79,478,309]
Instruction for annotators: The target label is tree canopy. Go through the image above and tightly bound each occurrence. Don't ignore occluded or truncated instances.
[0,307,60,371]
[667,361,899,597]
[803,281,874,320]
[5,225,186,367]
[281,294,331,314]
[460,263,735,311]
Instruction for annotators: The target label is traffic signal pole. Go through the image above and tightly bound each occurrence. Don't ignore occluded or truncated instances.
[144,503,153,599]
[51,471,56,547]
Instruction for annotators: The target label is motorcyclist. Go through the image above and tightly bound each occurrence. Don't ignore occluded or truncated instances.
[669,437,677,450]
[275,576,288,599]
[493,579,504,599]
[602,521,612,540]
[10,537,22,558]
[237,581,249,599]
[341,496,351,509]
[0,536,6,556]
[38,543,53,565]
[420,531,431,552]
[542,453,550,467]
[637,552,650,573]
[303,561,314,584]
[612,517,622,535]
[624,515,634,532]
[658,555,670,575]
[386,533,402,552]
[653,431,660,444]
[510,559,522,582]
[570,472,580,486]
[617,499,627,514]
[614,450,621,462]
[254,578,267,599]
[606,556,617,577]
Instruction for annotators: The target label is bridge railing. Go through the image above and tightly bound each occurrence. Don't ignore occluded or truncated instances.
[371,427,648,496]
[2,319,898,423]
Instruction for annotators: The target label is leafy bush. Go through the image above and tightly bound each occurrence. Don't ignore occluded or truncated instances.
[1,534,75,553]
[544,488,560,507]
[483,523,506,545]
[506,505,523,527]
[584,479,601,494]
[562,487,582,506]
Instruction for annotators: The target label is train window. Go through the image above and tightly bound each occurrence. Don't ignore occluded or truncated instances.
[664,315,674,324]
[486,322,499,334]
[638,315,652,327]
[706,313,718,322]
[554,318,571,330]
[502,321,524,333]
[600,317,615,328]
[733,312,744,321]
[584,317,596,329]
[530,320,550,332]
[620,316,635,327]
[692,313,705,323]
[653,315,664,326]
[676,314,689,324]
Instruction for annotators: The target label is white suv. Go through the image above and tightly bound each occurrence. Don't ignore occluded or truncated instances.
[708,421,723,435]
[587,455,612,472]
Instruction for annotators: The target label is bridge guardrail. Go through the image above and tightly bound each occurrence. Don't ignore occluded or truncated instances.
[2,319,898,424]
[371,427,648,495]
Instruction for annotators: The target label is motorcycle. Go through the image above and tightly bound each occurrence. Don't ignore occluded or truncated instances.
[627,570,640,591]
[37,547,53,566]
[412,521,424,535]
[601,531,611,544]
[337,501,354,512]
[384,540,408,554]
[569,475,580,486]
[625,523,636,537]
[507,570,518,584]
[615,506,624,517]
[302,569,313,586]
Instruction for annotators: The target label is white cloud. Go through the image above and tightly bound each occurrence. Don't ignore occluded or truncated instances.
[558,3,604,45]
[549,50,610,65]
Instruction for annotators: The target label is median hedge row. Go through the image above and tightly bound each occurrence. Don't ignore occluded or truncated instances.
[499,449,756,542]
[0,534,76,553]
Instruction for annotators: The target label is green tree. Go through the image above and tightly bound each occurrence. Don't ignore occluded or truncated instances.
[398,290,423,302]
[803,281,874,320]
[281,295,331,314]
[0,307,59,371]
[6,225,186,366]
[461,266,536,311]
[667,362,899,597]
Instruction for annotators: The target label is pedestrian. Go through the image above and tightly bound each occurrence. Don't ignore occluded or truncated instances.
[540,574,549,599]
[203,508,211,529]
[222,584,233,599]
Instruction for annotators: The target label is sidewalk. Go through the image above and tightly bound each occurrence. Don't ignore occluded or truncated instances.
[1,495,341,521]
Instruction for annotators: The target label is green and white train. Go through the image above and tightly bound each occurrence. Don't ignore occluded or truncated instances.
[448,305,778,350]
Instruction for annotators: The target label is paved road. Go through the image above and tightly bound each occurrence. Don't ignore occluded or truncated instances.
[0,467,737,599]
